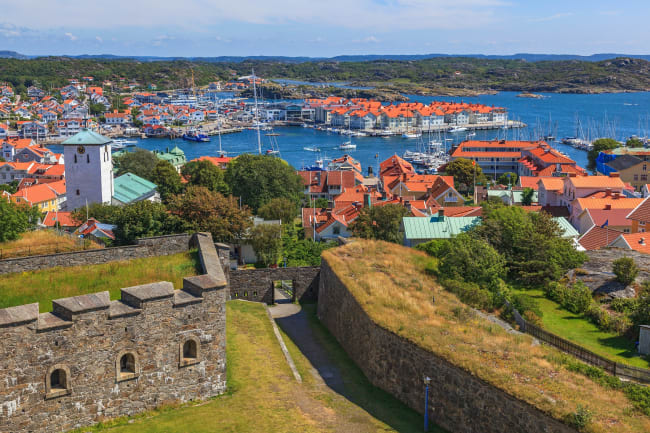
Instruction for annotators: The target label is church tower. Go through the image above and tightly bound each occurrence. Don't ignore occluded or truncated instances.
[62,129,114,210]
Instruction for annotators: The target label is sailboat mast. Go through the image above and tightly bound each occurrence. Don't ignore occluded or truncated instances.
[252,68,262,154]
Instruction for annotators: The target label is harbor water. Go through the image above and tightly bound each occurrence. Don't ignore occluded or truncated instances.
[51,91,650,173]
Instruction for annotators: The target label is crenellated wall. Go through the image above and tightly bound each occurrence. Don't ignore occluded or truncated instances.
[0,233,227,433]
[317,258,577,433]
[0,234,192,275]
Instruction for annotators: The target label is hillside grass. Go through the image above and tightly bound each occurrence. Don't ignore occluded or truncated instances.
[512,287,650,369]
[323,240,650,433]
[0,251,200,312]
[72,301,438,433]
[0,230,102,259]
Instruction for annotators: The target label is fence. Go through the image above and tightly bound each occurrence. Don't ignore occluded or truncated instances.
[514,309,650,384]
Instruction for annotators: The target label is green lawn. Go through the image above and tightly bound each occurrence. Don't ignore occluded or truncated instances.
[72,301,444,433]
[0,251,201,312]
[513,288,650,369]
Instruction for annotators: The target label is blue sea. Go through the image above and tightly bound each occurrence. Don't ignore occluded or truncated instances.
[52,91,650,173]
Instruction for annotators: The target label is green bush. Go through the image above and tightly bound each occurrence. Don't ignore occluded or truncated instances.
[562,282,593,314]
[440,279,495,311]
[612,257,639,285]
[415,238,450,258]
[565,405,592,430]
[609,298,639,314]
[544,281,568,304]
[585,303,612,331]
[512,293,543,319]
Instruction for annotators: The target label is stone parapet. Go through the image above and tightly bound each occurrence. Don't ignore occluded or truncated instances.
[0,232,227,433]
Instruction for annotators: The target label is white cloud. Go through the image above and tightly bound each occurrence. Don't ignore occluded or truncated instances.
[64,32,77,41]
[215,35,231,43]
[529,12,573,23]
[0,23,20,37]
[0,0,508,31]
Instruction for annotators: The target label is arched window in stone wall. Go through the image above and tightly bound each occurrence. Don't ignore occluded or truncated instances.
[45,364,71,399]
[179,336,201,367]
[115,350,139,382]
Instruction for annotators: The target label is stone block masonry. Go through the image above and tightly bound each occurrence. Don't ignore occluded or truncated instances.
[0,233,227,433]
[317,258,577,433]
[227,267,320,303]
[0,233,192,275]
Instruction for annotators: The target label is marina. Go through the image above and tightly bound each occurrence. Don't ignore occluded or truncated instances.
[44,91,650,173]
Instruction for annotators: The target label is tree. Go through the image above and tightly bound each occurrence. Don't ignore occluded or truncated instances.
[0,180,19,194]
[438,233,506,290]
[612,257,639,286]
[587,138,620,170]
[473,207,587,285]
[349,204,409,243]
[626,137,644,148]
[258,197,297,223]
[150,160,183,202]
[89,102,105,116]
[110,201,182,245]
[113,148,159,179]
[167,186,252,242]
[444,158,486,192]
[0,200,40,242]
[521,187,535,206]
[496,172,518,186]
[632,282,650,328]
[314,197,329,208]
[181,160,229,194]
[225,154,304,212]
[248,224,282,267]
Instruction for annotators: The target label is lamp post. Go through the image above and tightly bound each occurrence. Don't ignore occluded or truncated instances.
[424,376,431,432]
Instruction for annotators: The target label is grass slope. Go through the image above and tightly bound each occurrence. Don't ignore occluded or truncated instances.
[73,301,440,433]
[0,251,200,312]
[323,240,650,433]
[0,230,101,259]
[513,288,649,369]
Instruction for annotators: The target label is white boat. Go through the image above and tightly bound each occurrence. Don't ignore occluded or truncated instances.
[449,126,467,133]
[353,131,367,137]
[402,132,422,139]
[265,149,280,155]
[339,141,356,150]
[467,132,477,138]
[303,146,321,152]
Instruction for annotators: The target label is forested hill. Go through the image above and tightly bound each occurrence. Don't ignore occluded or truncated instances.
[2,56,650,94]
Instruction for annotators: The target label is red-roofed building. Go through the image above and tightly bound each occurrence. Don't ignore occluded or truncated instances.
[578,226,623,251]
[298,170,360,203]
[627,195,650,234]
[41,211,79,229]
[609,232,650,254]
[577,207,633,235]
[193,155,235,170]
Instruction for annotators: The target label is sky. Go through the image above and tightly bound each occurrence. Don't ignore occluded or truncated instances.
[0,0,648,57]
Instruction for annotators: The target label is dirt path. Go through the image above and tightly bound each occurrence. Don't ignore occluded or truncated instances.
[269,298,345,394]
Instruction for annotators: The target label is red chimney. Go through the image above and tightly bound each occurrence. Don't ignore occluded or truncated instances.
[604,204,612,210]
[609,172,620,178]
[605,188,612,197]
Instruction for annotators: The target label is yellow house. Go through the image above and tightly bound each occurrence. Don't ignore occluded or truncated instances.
[599,155,648,191]
[9,183,62,212]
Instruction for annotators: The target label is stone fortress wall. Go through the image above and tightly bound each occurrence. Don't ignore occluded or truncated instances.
[317,258,578,433]
[0,233,227,433]
[0,234,193,275]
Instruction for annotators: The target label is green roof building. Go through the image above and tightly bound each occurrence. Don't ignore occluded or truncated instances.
[401,213,481,247]
[154,146,186,171]
[112,173,159,205]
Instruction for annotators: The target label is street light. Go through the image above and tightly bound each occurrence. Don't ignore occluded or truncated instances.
[424,376,431,432]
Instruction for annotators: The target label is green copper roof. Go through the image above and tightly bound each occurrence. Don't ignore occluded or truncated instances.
[552,217,579,239]
[113,173,157,204]
[170,146,184,155]
[62,129,112,146]
[402,216,481,240]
